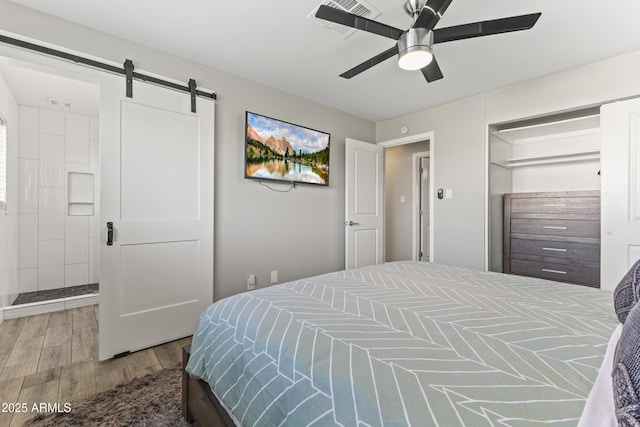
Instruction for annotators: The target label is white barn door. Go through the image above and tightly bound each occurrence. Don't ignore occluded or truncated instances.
[601,97,640,290]
[345,138,384,269]
[99,74,214,360]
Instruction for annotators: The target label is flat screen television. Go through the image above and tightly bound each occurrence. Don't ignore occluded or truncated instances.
[244,111,330,186]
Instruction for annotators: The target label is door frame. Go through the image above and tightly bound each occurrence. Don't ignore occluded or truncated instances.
[379,131,435,262]
[412,151,431,261]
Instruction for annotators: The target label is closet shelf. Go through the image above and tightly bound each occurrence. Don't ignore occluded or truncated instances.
[493,150,600,168]
[491,113,600,144]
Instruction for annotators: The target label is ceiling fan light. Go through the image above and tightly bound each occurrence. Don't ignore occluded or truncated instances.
[397,27,434,71]
[398,48,433,70]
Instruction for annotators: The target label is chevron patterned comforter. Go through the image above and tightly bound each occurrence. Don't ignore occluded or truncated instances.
[186,261,617,426]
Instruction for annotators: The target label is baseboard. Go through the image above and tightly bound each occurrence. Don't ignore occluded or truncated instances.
[3,293,99,319]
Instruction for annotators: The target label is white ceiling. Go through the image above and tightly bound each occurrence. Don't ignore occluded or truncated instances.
[8,0,640,121]
[0,62,99,116]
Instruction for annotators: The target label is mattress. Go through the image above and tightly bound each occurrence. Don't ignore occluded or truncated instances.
[186,261,617,426]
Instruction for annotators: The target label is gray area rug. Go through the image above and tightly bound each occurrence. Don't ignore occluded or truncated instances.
[24,367,193,427]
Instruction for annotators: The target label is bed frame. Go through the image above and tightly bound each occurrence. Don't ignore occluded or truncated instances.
[182,345,235,427]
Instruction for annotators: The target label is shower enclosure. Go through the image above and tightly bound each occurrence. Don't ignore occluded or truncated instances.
[0,62,100,318]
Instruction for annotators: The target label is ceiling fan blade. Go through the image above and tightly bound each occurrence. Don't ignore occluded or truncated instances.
[421,57,444,82]
[316,5,403,40]
[433,13,541,44]
[414,0,454,31]
[340,45,399,79]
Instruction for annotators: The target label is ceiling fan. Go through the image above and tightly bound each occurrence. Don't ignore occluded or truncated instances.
[315,0,541,82]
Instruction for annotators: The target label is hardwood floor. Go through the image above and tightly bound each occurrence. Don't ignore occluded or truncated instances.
[0,305,192,426]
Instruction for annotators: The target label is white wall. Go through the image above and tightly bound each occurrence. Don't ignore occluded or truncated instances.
[377,50,640,270]
[0,70,19,320]
[378,95,488,269]
[512,163,601,193]
[511,132,601,192]
[17,105,100,293]
[0,0,375,300]
[488,133,512,272]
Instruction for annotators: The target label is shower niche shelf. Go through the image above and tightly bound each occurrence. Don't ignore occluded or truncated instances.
[68,172,95,216]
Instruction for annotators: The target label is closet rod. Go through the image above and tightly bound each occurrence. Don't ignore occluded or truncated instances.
[0,34,217,100]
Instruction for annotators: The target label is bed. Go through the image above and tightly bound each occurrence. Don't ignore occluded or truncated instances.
[183,261,618,426]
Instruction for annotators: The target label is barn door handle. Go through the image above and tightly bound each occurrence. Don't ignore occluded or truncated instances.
[107,222,114,246]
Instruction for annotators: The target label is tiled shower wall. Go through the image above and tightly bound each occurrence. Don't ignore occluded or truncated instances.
[18,106,100,294]
[0,70,19,313]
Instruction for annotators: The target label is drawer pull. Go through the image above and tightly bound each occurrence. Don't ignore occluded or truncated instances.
[542,226,568,230]
[542,247,568,252]
[542,268,567,275]
[543,204,568,207]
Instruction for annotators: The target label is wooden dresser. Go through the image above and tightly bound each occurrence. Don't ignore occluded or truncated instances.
[503,191,601,288]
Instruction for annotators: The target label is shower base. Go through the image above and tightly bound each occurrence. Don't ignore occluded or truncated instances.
[12,283,98,305]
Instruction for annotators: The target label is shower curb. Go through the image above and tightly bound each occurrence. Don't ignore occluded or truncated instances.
[3,293,99,319]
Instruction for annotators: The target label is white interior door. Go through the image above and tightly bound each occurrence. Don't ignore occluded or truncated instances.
[99,74,214,360]
[345,138,383,269]
[601,97,640,291]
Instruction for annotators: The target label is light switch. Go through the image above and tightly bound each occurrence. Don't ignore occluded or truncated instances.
[400,195,406,204]
[445,189,453,199]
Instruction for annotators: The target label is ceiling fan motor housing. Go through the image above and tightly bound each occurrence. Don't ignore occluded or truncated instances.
[398,28,434,69]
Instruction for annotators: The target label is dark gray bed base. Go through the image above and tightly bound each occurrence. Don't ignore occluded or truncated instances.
[182,345,236,427]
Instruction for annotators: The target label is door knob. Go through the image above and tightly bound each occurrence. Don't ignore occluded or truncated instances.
[345,221,360,226]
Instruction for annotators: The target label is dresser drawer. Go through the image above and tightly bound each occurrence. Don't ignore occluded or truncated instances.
[511,211,600,221]
[510,196,600,216]
[511,218,600,238]
[507,196,600,216]
[511,252,600,269]
[510,238,600,261]
[510,259,600,287]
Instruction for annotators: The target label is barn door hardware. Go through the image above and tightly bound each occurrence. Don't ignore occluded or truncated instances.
[0,34,217,104]
[188,79,197,113]
[124,59,134,98]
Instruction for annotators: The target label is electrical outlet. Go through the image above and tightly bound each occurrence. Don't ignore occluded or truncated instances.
[271,270,278,283]
[247,274,255,290]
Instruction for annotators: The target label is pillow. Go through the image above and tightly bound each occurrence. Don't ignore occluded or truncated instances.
[614,259,640,323]
[612,300,640,426]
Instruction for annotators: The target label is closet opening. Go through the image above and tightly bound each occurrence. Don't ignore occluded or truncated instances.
[0,58,101,318]
[487,107,601,288]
